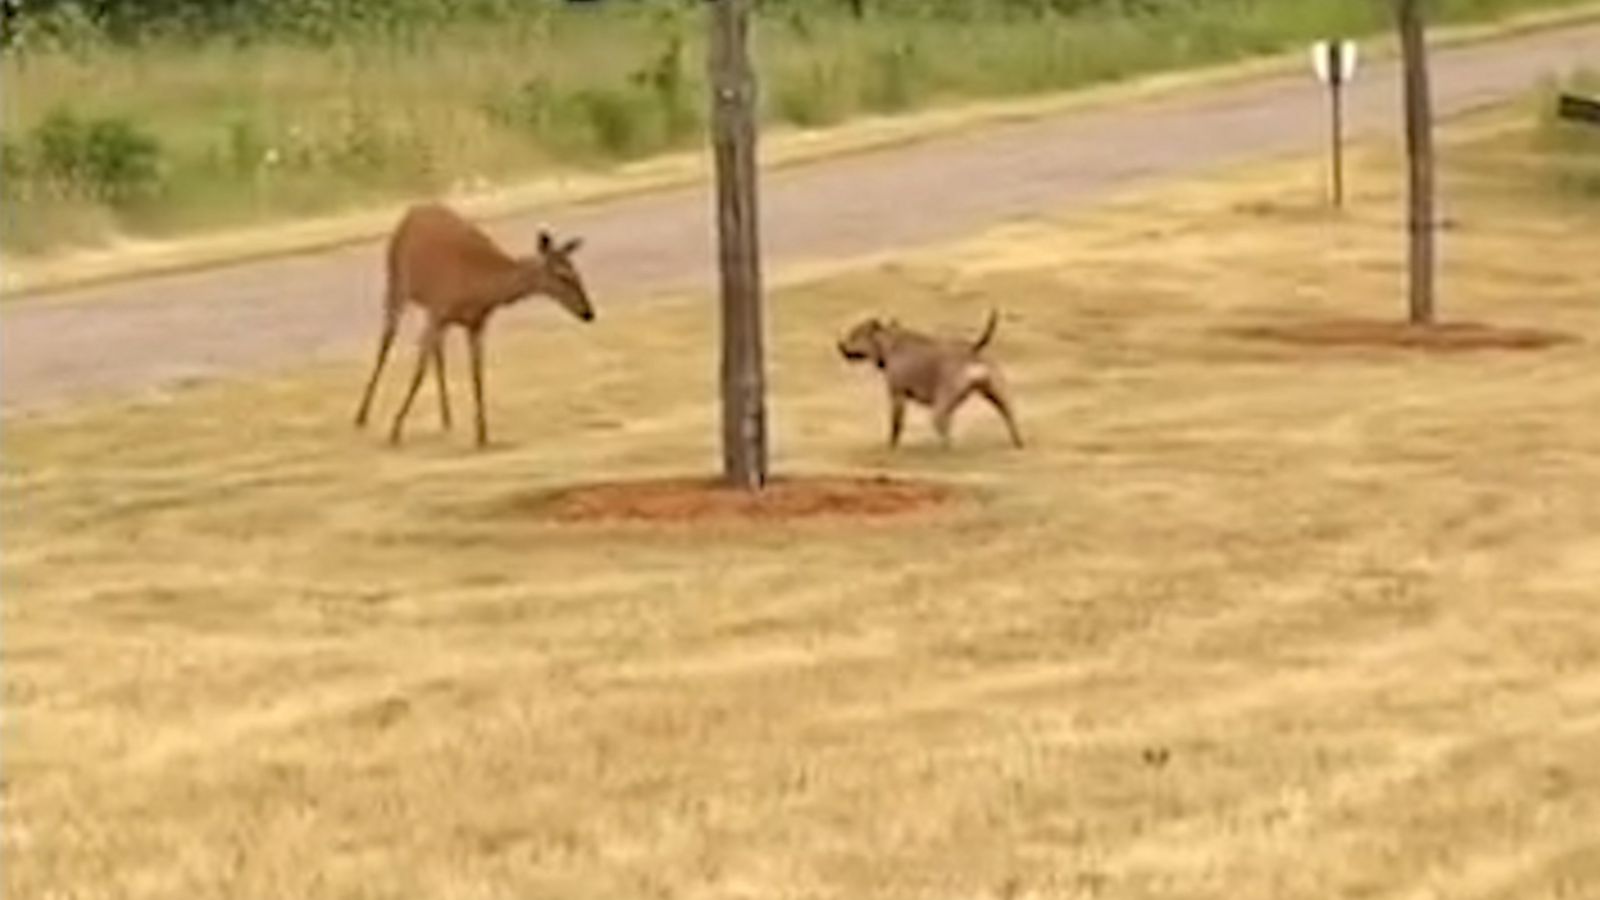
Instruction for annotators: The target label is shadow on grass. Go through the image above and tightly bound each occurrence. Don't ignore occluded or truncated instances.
[1220,318,1580,353]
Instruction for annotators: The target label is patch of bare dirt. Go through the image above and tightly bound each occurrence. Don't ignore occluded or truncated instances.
[510,476,956,524]
[1223,319,1579,352]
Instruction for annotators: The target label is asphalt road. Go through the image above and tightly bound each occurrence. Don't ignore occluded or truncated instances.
[4,23,1596,412]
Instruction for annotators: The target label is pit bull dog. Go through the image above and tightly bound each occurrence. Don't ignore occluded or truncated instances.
[838,310,1024,449]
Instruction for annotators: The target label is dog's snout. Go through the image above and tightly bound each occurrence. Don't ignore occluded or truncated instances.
[582,309,596,322]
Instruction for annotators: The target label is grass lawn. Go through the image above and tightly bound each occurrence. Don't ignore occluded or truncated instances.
[4,107,1599,898]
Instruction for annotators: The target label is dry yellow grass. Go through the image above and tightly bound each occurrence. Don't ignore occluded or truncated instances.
[5,118,1600,899]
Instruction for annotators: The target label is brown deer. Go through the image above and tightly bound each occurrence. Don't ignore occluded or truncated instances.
[353,203,596,448]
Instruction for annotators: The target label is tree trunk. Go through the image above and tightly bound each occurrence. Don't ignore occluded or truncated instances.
[1330,77,1346,208]
[1396,0,1437,325]
[708,0,768,489]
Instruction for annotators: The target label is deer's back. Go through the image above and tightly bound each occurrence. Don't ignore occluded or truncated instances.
[388,204,518,309]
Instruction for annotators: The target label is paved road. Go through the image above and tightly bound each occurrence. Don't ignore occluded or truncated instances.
[4,24,1597,412]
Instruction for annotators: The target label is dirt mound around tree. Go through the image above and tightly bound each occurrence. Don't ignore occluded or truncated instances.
[508,475,958,525]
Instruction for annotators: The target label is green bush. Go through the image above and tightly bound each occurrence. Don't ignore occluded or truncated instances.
[5,0,105,54]
[484,76,555,136]
[484,31,702,164]
[331,107,389,173]
[3,0,1591,255]
[572,86,649,159]
[8,0,545,45]
[773,62,848,129]
[225,117,267,175]
[1,135,24,184]
[30,108,163,203]
[863,42,924,113]
[631,32,700,145]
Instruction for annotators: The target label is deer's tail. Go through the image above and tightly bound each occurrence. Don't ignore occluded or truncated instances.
[971,309,1000,354]
[382,230,408,321]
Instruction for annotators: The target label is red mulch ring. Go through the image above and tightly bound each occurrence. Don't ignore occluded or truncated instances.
[1223,319,1578,352]
[511,475,957,525]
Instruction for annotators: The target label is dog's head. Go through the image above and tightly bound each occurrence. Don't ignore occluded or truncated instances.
[837,317,894,367]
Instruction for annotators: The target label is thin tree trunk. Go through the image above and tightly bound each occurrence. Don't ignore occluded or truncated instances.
[1330,77,1345,208]
[1397,0,1437,325]
[708,0,768,489]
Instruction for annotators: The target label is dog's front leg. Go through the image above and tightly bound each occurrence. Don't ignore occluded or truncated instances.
[931,407,955,449]
[888,393,907,449]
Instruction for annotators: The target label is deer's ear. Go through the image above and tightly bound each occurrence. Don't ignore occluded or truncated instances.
[538,230,554,253]
[560,237,583,255]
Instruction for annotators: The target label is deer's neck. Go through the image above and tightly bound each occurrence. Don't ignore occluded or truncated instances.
[483,257,547,311]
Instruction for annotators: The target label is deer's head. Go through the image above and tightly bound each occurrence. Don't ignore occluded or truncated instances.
[526,230,595,323]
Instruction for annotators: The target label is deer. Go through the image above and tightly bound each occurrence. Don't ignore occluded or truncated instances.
[353,203,596,448]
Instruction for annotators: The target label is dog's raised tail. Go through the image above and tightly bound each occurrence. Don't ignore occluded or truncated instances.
[972,309,1000,354]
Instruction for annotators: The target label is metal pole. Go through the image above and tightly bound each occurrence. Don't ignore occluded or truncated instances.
[708,0,768,489]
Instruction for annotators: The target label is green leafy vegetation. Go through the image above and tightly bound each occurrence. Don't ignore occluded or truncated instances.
[1,0,1592,254]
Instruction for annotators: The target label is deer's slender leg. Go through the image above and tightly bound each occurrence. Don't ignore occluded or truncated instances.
[433,333,453,431]
[354,308,400,428]
[468,324,489,448]
[389,320,440,446]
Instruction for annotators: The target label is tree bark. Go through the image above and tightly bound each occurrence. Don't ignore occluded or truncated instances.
[708,0,768,489]
[1330,76,1345,208]
[1396,0,1437,325]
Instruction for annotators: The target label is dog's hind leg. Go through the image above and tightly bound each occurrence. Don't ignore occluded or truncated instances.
[977,373,1025,448]
[931,383,977,449]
